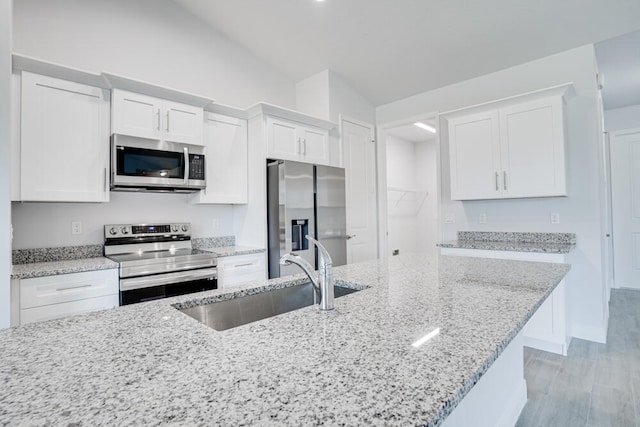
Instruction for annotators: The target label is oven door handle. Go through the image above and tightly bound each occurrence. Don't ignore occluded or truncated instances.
[120,267,217,291]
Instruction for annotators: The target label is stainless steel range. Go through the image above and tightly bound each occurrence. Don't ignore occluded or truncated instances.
[104,223,217,305]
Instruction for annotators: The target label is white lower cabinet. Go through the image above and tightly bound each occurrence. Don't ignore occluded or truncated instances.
[217,253,266,289]
[17,269,119,325]
[440,247,570,355]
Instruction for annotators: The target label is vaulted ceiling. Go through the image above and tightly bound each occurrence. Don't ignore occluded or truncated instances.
[173,0,640,108]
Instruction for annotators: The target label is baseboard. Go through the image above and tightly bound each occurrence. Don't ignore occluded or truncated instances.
[571,323,607,344]
[523,337,567,356]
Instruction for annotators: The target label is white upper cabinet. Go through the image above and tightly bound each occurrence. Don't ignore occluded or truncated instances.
[112,89,204,145]
[266,116,330,165]
[19,72,110,202]
[448,110,501,201]
[498,96,566,198]
[447,85,571,201]
[192,112,248,204]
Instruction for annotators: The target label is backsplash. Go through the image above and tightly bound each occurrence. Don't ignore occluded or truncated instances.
[457,231,576,244]
[12,236,236,264]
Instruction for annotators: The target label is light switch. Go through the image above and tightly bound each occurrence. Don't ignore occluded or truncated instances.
[550,213,560,224]
[444,214,455,224]
[479,213,487,224]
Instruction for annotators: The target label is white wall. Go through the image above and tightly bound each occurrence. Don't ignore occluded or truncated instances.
[13,0,295,109]
[604,104,640,131]
[1,0,12,328]
[11,0,297,249]
[296,71,330,121]
[296,69,375,125]
[377,45,608,343]
[386,135,438,257]
[11,193,234,249]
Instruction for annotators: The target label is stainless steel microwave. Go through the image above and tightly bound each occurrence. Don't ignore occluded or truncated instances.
[111,134,206,193]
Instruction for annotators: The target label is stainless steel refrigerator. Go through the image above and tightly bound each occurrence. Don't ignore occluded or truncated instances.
[267,160,347,279]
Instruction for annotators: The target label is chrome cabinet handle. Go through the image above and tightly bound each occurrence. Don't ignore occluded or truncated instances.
[302,138,307,155]
[495,172,499,191]
[234,262,254,268]
[503,171,508,191]
[156,109,161,131]
[56,284,92,292]
[346,234,356,240]
[166,111,170,132]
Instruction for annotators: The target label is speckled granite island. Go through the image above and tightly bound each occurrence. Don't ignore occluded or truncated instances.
[0,253,570,426]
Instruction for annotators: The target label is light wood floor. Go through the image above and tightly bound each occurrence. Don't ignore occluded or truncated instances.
[516,289,640,427]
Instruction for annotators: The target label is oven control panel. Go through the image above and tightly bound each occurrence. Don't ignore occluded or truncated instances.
[104,223,191,239]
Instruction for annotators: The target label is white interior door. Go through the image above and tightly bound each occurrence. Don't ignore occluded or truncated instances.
[342,118,377,263]
[611,129,640,290]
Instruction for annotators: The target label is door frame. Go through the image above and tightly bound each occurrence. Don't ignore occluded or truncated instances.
[376,111,441,258]
[339,115,378,259]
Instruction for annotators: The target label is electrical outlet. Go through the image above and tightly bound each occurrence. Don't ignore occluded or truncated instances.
[392,249,400,256]
[479,213,487,224]
[71,221,83,235]
[444,214,455,224]
[550,213,560,224]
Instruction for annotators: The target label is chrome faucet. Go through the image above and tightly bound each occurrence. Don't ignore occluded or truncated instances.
[279,235,334,311]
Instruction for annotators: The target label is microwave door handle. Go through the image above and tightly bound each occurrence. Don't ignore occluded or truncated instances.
[183,147,189,185]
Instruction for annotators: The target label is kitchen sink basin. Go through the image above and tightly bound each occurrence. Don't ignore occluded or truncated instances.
[179,282,360,331]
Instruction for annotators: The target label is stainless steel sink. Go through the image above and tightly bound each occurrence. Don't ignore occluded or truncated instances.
[179,283,360,331]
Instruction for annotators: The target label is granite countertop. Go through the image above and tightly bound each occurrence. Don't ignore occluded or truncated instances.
[201,245,265,257]
[438,231,576,254]
[438,240,575,254]
[0,253,570,426]
[10,257,119,280]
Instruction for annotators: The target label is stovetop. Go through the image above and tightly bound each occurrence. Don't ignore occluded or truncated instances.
[107,248,213,264]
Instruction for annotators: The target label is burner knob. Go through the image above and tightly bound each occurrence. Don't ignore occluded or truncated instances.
[171,225,179,232]
[121,227,129,235]
[181,224,189,232]
[109,227,118,236]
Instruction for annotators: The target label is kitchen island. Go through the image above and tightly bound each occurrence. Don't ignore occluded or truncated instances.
[0,253,569,426]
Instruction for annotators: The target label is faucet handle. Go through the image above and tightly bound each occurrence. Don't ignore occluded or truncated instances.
[305,235,333,267]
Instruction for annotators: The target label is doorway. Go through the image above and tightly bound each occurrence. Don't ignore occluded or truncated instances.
[381,117,439,257]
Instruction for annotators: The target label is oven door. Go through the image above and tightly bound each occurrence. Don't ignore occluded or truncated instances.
[119,267,217,305]
[111,135,205,190]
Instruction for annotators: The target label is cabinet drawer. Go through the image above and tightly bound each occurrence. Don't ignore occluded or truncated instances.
[218,253,266,288]
[20,294,119,325]
[21,269,119,309]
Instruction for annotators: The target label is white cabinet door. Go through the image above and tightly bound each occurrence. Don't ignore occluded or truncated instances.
[217,253,266,288]
[20,72,110,202]
[448,110,501,201]
[112,89,204,145]
[21,294,119,325]
[163,100,204,145]
[111,89,162,140]
[267,116,299,161]
[192,113,248,204]
[300,126,329,165]
[499,96,566,198]
[267,116,330,164]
